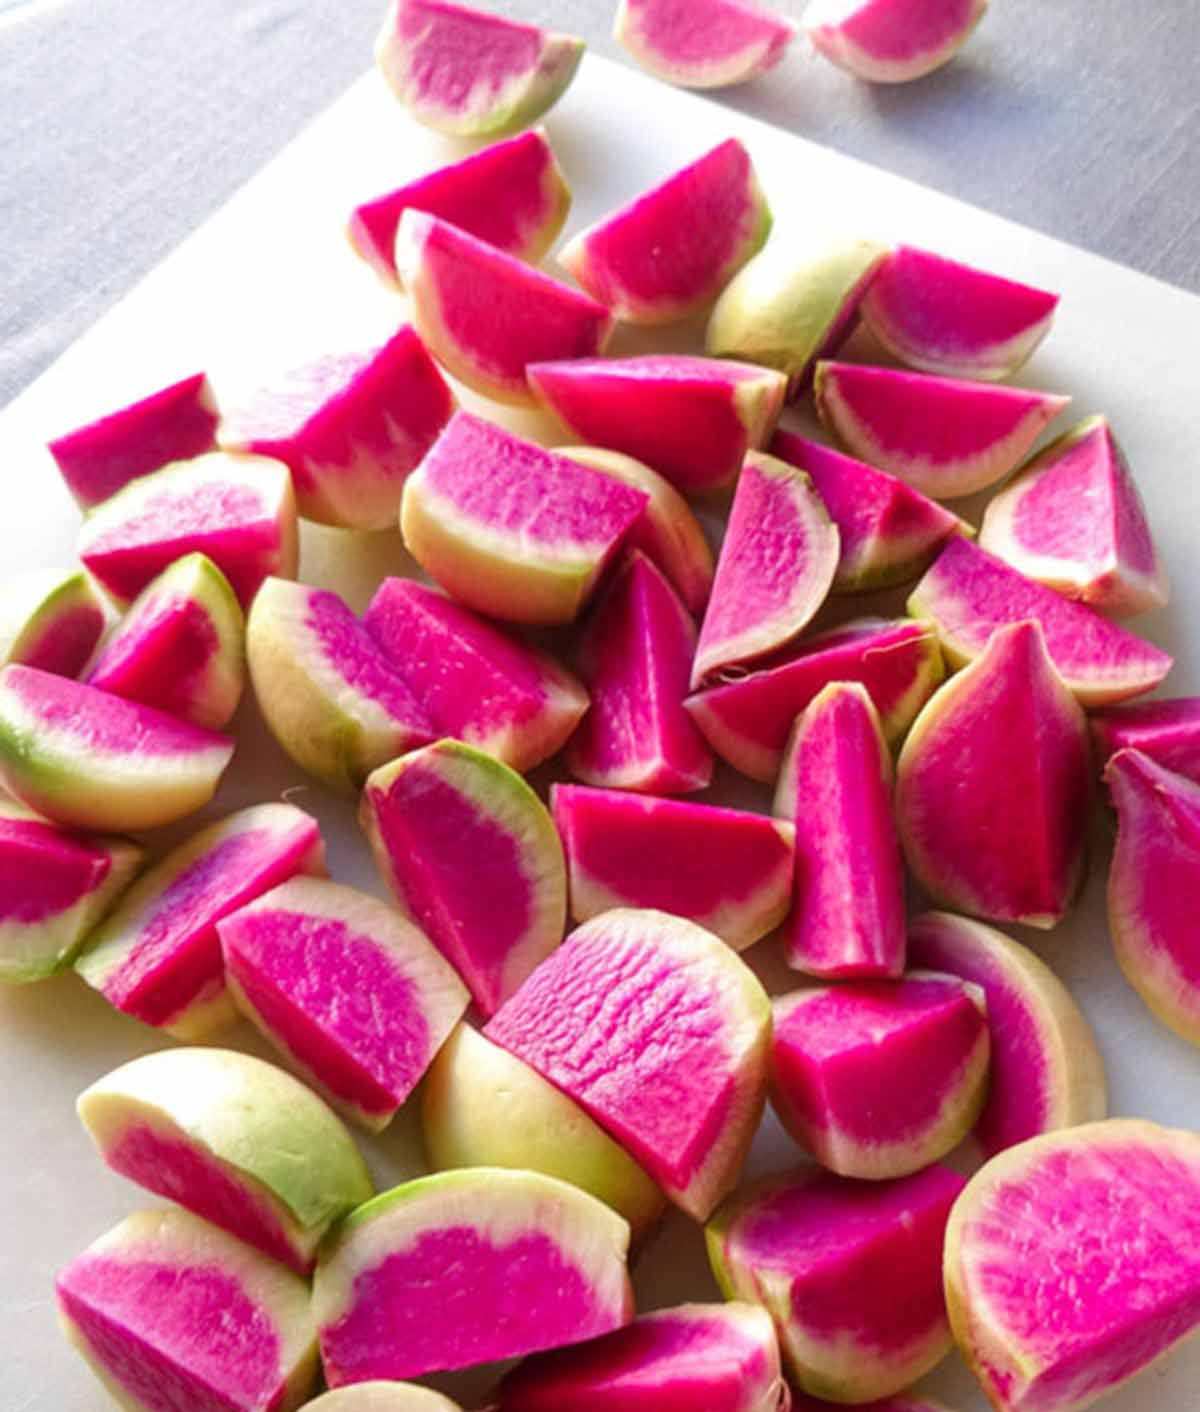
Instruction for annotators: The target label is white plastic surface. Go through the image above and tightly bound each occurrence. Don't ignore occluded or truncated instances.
[2,54,1200,1412]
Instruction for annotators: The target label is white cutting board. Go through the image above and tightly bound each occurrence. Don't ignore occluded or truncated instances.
[3,52,1200,1412]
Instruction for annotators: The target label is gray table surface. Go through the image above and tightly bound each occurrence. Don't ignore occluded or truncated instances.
[2,0,1198,411]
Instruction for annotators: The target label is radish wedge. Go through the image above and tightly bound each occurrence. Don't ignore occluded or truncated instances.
[615,0,796,89]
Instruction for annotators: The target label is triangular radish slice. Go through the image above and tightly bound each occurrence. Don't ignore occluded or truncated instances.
[814,361,1069,499]
[896,622,1092,930]
[979,415,1168,618]
[693,452,838,686]
[0,664,234,834]
[0,567,108,676]
[771,430,969,590]
[77,451,298,608]
[84,553,245,731]
[485,908,772,1220]
[945,1119,1200,1412]
[560,139,772,325]
[247,578,434,793]
[860,244,1059,381]
[401,413,648,625]
[218,328,455,531]
[552,784,794,951]
[1107,749,1200,1045]
[0,800,143,984]
[1090,697,1200,786]
[57,1208,319,1412]
[566,553,713,795]
[74,802,325,1039]
[396,211,612,406]
[361,739,567,1017]
[374,0,584,138]
[363,578,587,773]
[909,911,1107,1159]
[529,355,786,495]
[47,372,219,509]
[348,129,571,288]
[908,536,1173,706]
[615,0,796,88]
[686,616,944,782]
[556,446,715,614]
[804,0,989,83]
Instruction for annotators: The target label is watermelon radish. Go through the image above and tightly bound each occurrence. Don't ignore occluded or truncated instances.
[246,578,434,793]
[485,908,772,1220]
[770,430,969,591]
[0,566,108,677]
[686,616,944,782]
[791,1398,950,1412]
[75,803,325,1040]
[552,784,794,951]
[804,0,990,83]
[560,140,772,325]
[1106,749,1200,1046]
[77,451,299,608]
[396,212,612,405]
[374,0,584,138]
[706,1163,966,1401]
[421,1024,666,1238]
[0,665,234,833]
[693,451,838,686]
[557,446,715,614]
[529,355,787,494]
[945,1119,1200,1412]
[218,877,470,1130]
[308,1388,464,1412]
[707,234,889,394]
[566,552,713,795]
[360,739,566,1017]
[313,1168,633,1384]
[0,799,143,984]
[348,129,571,289]
[897,621,1091,930]
[909,911,1108,1159]
[401,413,647,625]
[363,577,588,772]
[77,1047,373,1274]
[1091,696,1200,786]
[979,416,1168,618]
[57,1208,319,1412]
[908,536,1173,706]
[47,371,219,509]
[614,0,796,88]
[814,361,1069,499]
[860,245,1059,380]
[84,553,245,730]
[774,682,906,977]
[496,1302,788,1411]
[219,328,454,531]
[770,975,989,1179]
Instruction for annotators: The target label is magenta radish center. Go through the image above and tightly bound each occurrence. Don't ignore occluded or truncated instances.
[370,764,533,985]
[305,590,427,720]
[0,817,110,923]
[486,932,734,1190]
[89,594,219,711]
[626,0,791,67]
[223,908,433,1115]
[59,1255,281,1412]
[774,981,983,1144]
[20,602,107,677]
[324,1226,609,1381]
[822,0,980,63]
[395,2,549,107]
[102,1125,302,1271]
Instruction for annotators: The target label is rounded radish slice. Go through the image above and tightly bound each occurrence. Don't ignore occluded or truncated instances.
[804,0,989,84]
[0,567,108,677]
[945,1119,1200,1412]
[615,0,796,89]
[374,0,583,138]
[979,416,1168,618]
[860,244,1059,380]
[693,451,838,687]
